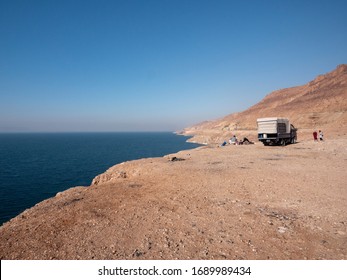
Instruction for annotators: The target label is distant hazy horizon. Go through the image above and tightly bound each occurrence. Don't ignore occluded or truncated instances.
[0,130,177,134]
[1,0,346,132]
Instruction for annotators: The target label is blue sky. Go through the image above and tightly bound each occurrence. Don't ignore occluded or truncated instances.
[1,0,346,132]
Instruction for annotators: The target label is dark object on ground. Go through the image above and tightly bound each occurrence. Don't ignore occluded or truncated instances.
[239,137,254,145]
[170,156,185,162]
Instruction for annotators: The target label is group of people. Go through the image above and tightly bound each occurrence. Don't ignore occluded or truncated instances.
[221,135,254,146]
[313,130,324,141]
[221,130,325,146]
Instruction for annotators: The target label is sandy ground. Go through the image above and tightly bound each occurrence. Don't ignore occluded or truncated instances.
[0,137,346,260]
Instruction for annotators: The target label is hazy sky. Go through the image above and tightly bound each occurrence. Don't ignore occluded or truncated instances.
[1,0,346,132]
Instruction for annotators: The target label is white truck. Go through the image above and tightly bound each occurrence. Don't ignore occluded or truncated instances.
[257,117,297,146]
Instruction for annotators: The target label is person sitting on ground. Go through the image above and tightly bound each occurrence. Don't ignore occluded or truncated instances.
[319,130,324,141]
[229,135,238,145]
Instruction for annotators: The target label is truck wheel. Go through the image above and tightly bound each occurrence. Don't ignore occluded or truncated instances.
[291,137,296,144]
[280,139,286,146]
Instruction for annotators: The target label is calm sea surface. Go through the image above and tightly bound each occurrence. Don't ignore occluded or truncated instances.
[0,132,200,225]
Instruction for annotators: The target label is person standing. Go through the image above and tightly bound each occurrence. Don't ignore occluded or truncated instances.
[319,130,324,141]
[313,131,318,141]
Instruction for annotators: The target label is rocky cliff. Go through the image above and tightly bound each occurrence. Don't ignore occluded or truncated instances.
[1,138,346,260]
[182,64,347,144]
[1,65,346,260]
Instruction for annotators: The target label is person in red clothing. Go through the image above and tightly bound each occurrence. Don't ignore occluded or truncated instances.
[313,131,318,141]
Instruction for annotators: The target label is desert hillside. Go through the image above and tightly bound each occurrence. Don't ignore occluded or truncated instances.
[182,64,347,144]
[1,137,346,260]
[0,65,346,260]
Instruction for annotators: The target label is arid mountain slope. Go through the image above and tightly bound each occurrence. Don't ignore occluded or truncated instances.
[1,138,346,260]
[182,64,347,144]
[0,66,346,260]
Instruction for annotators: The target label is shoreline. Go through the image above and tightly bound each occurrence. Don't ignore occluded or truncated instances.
[0,135,346,259]
[0,131,201,226]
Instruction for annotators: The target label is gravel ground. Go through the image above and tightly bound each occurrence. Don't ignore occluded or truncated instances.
[0,137,346,260]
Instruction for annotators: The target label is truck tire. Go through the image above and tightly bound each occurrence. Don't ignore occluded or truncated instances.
[280,139,286,146]
[291,137,296,144]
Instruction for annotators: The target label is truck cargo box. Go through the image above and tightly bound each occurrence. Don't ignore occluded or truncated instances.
[257,117,297,146]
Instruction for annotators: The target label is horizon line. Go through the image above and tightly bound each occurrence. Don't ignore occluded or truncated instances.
[0,131,178,134]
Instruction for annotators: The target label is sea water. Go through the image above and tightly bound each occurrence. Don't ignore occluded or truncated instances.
[0,132,200,225]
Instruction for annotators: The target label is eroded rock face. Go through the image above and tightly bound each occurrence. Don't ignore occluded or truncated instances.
[0,138,346,260]
[182,64,347,144]
[1,65,346,260]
